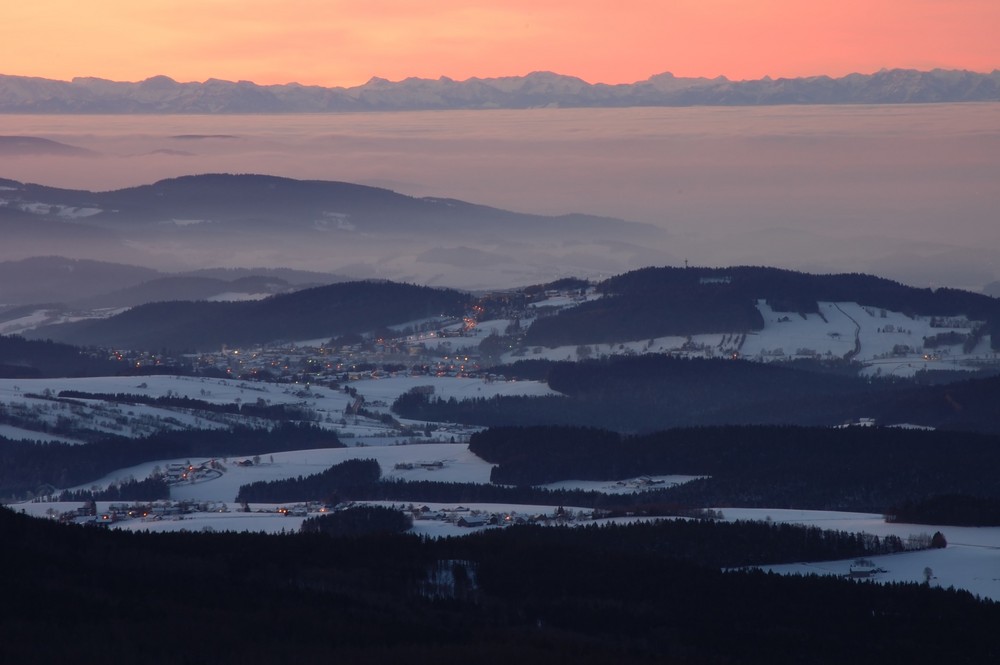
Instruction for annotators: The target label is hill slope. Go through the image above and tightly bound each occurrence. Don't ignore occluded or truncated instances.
[0,174,666,285]
[524,266,1000,348]
[30,280,471,351]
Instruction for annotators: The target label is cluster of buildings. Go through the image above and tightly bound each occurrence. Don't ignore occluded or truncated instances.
[61,499,231,526]
[408,504,595,528]
[99,287,592,385]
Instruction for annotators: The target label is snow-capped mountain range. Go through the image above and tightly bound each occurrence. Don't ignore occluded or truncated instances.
[1,68,998,113]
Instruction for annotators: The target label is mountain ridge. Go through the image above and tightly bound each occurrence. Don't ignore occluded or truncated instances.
[1,68,998,112]
[0,173,666,286]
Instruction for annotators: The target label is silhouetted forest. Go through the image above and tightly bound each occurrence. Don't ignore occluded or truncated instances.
[394,355,1000,433]
[470,425,1000,513]
[238,458,381,503]
[57,476,170,502]
[2,505,998,665]
[888,494,1000,526]
[301,504,413,537]
[244,476,687,511]
[0,334,119,378]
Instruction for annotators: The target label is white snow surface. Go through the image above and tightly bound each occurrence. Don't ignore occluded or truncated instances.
[0,424,79,443]
[0,375,358,439]
[67,443,492,502]
[502,301,996,376]
[0,307,130,336]
[347,375,556,406]
[720,508,1000,601]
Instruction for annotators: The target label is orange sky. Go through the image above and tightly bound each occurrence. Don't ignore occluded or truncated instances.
[2,1,997,86]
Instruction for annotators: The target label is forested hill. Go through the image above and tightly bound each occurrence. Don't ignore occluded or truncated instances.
[395,355,1000,433]
[4,505,1000,664]
[0,335,119,378]
[470,424,1000,512]
[524,266,1000,347]
[29,280,471,351]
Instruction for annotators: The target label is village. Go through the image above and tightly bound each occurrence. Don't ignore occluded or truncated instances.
[48,496,603,532]
[97,286,564,385]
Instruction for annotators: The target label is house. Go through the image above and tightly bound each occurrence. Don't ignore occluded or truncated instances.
[847,558,883,578]
[457,515,487,528]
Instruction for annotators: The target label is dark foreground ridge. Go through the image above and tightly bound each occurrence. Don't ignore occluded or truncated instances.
[3,505,998,664]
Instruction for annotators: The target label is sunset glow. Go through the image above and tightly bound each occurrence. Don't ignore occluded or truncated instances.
[2,1,997,86]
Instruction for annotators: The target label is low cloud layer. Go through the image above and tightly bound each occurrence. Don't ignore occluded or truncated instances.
[3,104,998,290]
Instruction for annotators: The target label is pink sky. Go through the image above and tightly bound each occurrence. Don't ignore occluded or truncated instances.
[1,1,997,86]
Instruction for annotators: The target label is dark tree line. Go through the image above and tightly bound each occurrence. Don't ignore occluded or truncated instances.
[301,505,413,537]
[469,424,1000,513]
[57,476,170,502]
[449,518,910,572]
[0,334,119,378]
[888,494,1000,527]
[237,458,381,503]
[393,356,1000,433]
[3,505,999,665]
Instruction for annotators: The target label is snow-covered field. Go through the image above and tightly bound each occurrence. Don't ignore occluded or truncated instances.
[503,301,997,377]
[65,445,700,505]
[0,306,128,336]
[745,301,995,377]
[67,442,493,502]
[0,373,555,442]
[0,423,78,443]
[720,508,1000,601]
[0,374,349,410]
[539,475,704,494]
[0,375,356,440]
[347,374,556,407]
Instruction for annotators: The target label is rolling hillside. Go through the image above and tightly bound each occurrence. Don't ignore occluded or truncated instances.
[29,280,471,351]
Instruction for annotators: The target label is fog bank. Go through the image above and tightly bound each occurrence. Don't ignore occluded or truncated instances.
[3,104,998,290]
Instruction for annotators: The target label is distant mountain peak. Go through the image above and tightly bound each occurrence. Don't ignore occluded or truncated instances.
[0,173,664,289]
[141,74,178,85]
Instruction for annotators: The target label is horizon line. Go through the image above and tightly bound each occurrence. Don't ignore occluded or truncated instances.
[3,67,999,89]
